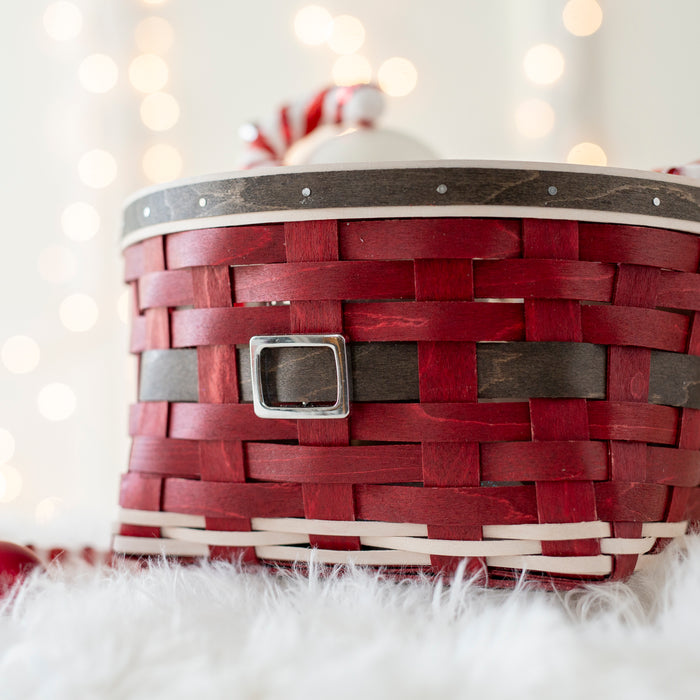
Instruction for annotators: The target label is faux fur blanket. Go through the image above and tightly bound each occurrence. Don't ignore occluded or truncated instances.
[2,536,700,699]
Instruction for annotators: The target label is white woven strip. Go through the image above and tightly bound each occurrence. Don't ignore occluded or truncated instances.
[641,521,688,538]
[359,536,541,557]
[254,545,432,566]
[482,521,611,541]
[112,536,209,557]
[118,508,207,528]
[250,517,429,537]
[161,526,309,547]
[600,537,657,555]
[486,554,613,576]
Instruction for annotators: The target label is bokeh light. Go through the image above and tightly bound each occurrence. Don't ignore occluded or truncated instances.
[294,5,333,45]
[332,55,372,86]
[0,429,15,464]
[328,15,365,55]
[61,202,100,241]
[142,143,183,182]
[78,149,118,188]
[1,336,40,375]
[35,496,63,524]
[523,44,565,85]
[37,383,77,421]
[129,54,169,93]
[59,293,99,332]
[43,1,82,41]
[140,92,180,131]
[514,98,556,139]
[563,0,603,37]
[377,57,418,97]
[78,54,119,94]
[38,245,77,283]
[135,16,174,53]
[0,464,23,503]
[567,141,608,166]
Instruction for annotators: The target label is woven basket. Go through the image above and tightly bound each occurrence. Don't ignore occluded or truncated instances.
[115,161,700,587]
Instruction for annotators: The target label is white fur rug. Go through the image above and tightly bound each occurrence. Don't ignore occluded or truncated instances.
[2,536,700,699]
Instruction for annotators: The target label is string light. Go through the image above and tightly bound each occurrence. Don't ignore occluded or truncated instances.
[567,141,607,166]
[378,57,418,97]
[328,15,365,55]
[515,99,556,139]
[523,44,565,86]
[38,245,77,283]
[59,293,99,333]
[142,143,183,182]
[37,383,77,421]
[140,92,180,131]
[78,54,119,94]
[129,53,169,93]
[294,6,333,45]
[332,55,372,86]
[0,465,22,503]
[61,202,100,241]
[1,336,40,375]
[43,1,82,41]
[563,0,603,37]
[134,16,174,52]
[78,149,118,188]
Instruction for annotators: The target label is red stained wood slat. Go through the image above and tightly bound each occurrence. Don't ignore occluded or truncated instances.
[474,259,615,301]
[129,402,169,437]
[165,225,286,269]
[233,260,415,302]
[138,270,194,310]
[344,301,525,341]
[119,472,162,511]
[646,447,700,487]
[123,242,145,282]
[339,218,522,260]
[595,482,669,522]
[171,305,291,347]
[355,484,538,526]
[587,402,679,445]
[657,270,700,311]
[687,488,700,521]
[579,223,700,272]
[162,478,305,519]
[245,443,422,483]
[581,305,689,352]
[168,403,298,441]
[129,436,200,477]
[480,441,608,482]
[349,402,531,442]
[130,316,147,353]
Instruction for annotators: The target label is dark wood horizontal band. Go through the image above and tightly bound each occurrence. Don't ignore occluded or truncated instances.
[138,342,700,409]
[122,162,700,245]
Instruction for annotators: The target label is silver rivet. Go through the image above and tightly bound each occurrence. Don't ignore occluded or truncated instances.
[548,186,558,196]
[143,206,151,218]
[301,187,311,197]
[436,184,447,194]
[199,197,207,208]
[653,197,661,206]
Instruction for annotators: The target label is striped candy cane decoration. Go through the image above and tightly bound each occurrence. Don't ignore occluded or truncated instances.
[238,84,385,169]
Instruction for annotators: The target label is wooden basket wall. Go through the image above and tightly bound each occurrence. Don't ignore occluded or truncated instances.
[115,163,700,587]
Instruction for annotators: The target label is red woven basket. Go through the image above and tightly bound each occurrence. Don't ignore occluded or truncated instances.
[115,161,700,587]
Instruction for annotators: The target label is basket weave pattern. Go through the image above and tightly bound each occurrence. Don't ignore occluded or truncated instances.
[116,216,700,586]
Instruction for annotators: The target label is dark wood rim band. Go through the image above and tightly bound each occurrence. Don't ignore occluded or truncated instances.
[122,162,700,246]
[137,342,700,410]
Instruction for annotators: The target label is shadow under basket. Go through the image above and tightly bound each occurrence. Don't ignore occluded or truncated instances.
[115,161,700,588]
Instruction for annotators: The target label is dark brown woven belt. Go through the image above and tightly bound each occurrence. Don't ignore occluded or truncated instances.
[138,341,700,409]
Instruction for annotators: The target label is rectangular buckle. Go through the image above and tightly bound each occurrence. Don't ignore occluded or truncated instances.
[249,334,350,419]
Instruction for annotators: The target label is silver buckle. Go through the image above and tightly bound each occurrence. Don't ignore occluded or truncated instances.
[249,334,350,419]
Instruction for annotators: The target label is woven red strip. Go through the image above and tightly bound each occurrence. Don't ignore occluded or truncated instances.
[579,223,700,272]
[171,306,291,348]
[646,446,700,487]
[344,301,525,342]
[480,441,607,482]
[129,436,199,477]
[595,482,669,522]
[657,270,700,311]
[339,218,521,260]
[138,270,194,310]
[130,316,147,354]
[124,242,145,282]
[119,472,162,511]
[245,443,422,483]
[587,402,678,444]
[128,402,168,437]
[233,260,415,302]
[355,484,538,526]
[349,402,531,442]
[165,225,286,269]
[474,259,615,301]
[162,478,305,518]
[581,305,688,352]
